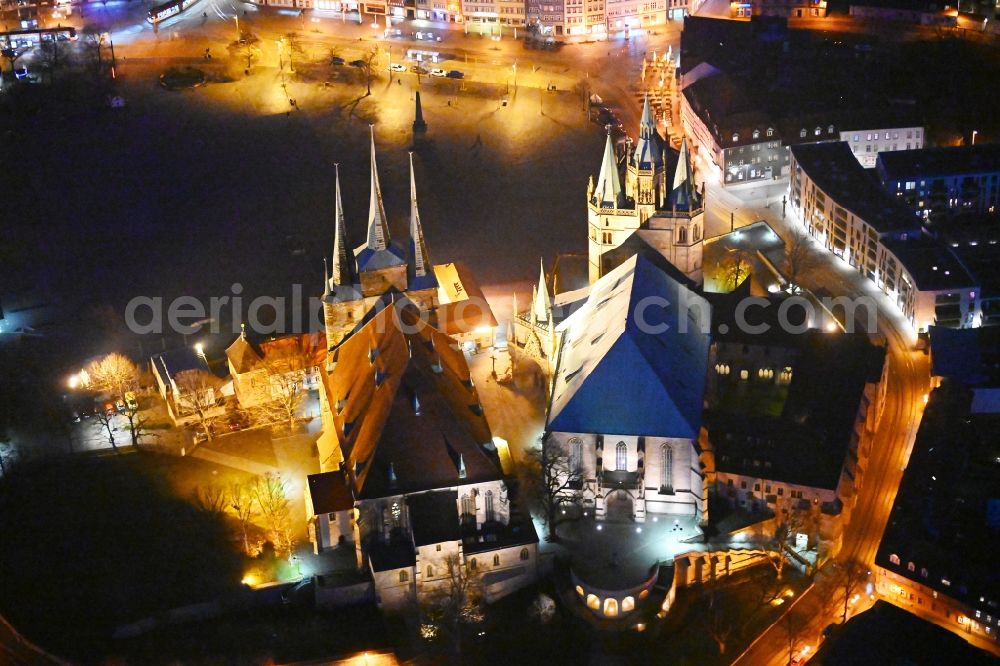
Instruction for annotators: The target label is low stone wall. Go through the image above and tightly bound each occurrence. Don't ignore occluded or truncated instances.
[570,565,660,619]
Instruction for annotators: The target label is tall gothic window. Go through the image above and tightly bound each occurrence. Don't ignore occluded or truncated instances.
[485,490,495,522]
[569,438,583,472]
[461,493,476,521]
[678,227,687,244]
[661,444,673,492]
[616,442,627,471]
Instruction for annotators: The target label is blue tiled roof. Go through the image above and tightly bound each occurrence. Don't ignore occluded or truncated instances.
[548,254,711,438]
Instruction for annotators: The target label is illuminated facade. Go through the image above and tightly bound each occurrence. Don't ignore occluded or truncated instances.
[588,96,705,285]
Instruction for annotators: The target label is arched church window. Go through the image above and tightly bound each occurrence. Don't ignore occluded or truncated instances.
[661,444,673,492]
[677,227,687,244]
[399,570,409,583]
[520,548,530,561]
[427,564,434,578]
[693,224,701,242]
[616,442,627,471]
[485,490,495,522]
[493,554,501,566]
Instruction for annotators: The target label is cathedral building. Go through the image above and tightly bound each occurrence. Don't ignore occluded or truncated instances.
[544,254,712,524]
[513,103,707,374]
[321,128,440,351]
[306,300,538,609]
[587,96,706,285]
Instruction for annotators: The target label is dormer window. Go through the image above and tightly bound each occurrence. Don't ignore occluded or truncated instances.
[336,398,347,413]
[800,129,807,138]
[375,370,386,388]
[766,127,774,137]
[752,129,760,139]
[368,346,379,364]
[827,124,835,134]
[814,127,821,136]
[732,132,739,143]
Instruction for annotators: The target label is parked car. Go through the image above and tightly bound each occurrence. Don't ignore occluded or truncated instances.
[389,63,407,72]
[330,56,345,65]
[124,391,138,411]
[410,64,430,74]
[349,59,366,68]
[430,68,446,77]
[446,70,464,79]
[226,413,249,431]
[415,31,440,41]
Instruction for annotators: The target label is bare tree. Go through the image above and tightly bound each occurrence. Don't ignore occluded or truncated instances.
[92,405,119,452]
[248,346,311,430]
[1,46,25,81]
[193,483,228,514]
[519,439,584,541]
[421,553,484,654]
[252,473,294,557]
[782,608,806,666]
[283,32,305,72]
[38,38,65,83]
[229,482,258,556]
[87,353,140,402]
[363,45,380,96]
[174,369,225,442]
[720,248,753,292]
[827,559,868,624]
[784,228,820,293]
[706,581,736,656]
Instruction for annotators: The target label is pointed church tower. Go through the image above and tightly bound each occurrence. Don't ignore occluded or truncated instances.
[354,125,408,298]
[592,132,623,208]
[407,152,438,293]
[532,258,551,325]
[331,163,355,289]
[364,125,391,253]
[666,138,701,211]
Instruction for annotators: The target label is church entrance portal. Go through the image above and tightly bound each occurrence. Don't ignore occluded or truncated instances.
[605,490,634,522]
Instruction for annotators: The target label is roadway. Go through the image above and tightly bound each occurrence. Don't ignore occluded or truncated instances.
[712,192,931,665]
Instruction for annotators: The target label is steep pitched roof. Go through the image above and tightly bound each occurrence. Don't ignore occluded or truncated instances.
[330,163,355,287]
[408,490,461,546]
[225,332,262,374]
[307,470,355,515]
[665,138,701,212]
[593,132,624,208]
[355,127,407,273]
[547,254,712,438]
[319,301,502,500]
[407,152,438,292]
[633,95,665,170]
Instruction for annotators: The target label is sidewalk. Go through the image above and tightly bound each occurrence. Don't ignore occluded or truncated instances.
[190,446,281,476]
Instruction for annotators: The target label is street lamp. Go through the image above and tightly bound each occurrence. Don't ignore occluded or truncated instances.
[730,208,738,233]
[972,130,978,145]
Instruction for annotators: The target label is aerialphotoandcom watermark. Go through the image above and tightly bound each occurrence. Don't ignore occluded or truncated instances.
[124,283,880,339]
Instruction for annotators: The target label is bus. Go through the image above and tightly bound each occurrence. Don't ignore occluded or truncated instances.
[147,0,201,24]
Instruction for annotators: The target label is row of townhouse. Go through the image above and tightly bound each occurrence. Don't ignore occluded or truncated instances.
[246,0,689,34]
[788,141,982,332]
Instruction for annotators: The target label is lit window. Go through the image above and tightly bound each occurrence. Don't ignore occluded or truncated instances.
[616,442,627,471]
[753,129,760,139]
[732,133,739,143]
[622,596,635,612]
[587,594,600,610]
[604,598,619,617]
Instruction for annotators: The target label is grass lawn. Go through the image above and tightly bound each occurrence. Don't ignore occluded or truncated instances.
[0,452,252,660]
[202,428,280,468]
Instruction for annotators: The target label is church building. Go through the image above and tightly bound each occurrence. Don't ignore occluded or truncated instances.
[587,96,706,285]
[544,253,712,524]
[306,300,538,609]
